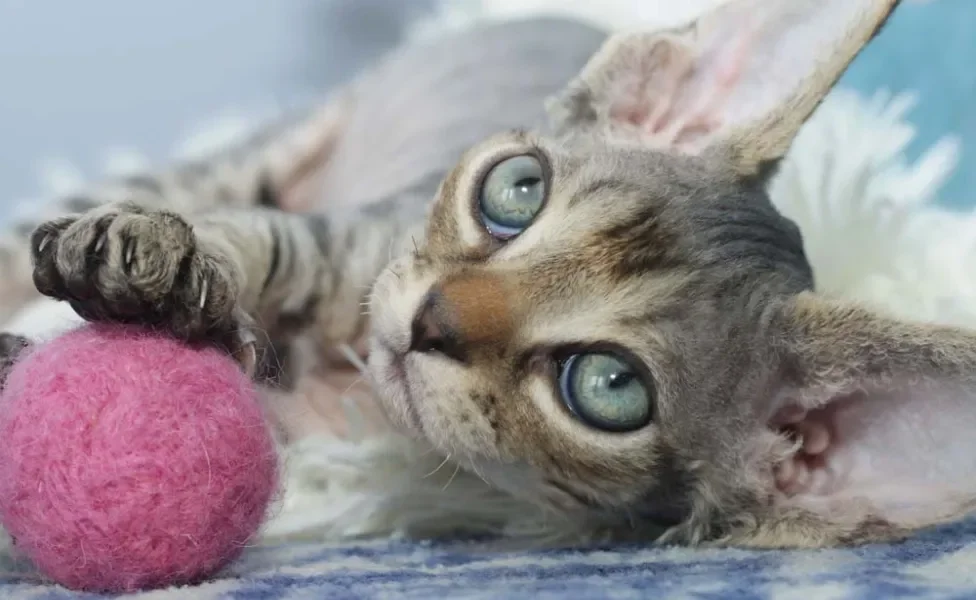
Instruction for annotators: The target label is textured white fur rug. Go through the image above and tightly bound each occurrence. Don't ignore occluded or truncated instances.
[2,0,971,553]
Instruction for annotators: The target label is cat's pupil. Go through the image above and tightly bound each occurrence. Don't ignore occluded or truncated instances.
[607,371,633,389]
[515,177,539,193]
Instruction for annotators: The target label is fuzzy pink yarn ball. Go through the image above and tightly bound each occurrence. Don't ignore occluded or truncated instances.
[0,324,279,593]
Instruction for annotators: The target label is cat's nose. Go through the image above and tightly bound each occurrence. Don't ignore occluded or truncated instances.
[409,286,467,362]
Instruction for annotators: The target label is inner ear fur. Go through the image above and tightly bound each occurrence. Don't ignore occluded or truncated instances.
[548,0,901,177]
[762,292,976,533]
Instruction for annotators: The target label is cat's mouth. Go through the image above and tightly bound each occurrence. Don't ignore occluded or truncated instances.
[367,340,423,434]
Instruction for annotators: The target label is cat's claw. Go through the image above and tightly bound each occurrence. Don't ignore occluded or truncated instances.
[0,333,30,390]
[29,202,243,343]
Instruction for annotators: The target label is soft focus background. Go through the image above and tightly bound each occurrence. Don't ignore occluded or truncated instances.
[0,0,430,221]
[0,0,973,222]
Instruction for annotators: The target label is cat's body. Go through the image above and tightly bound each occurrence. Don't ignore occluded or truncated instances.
[9,0,976,550]
[0,17,607,364]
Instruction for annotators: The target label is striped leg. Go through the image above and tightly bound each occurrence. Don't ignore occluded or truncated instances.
[25,189,426,376]
[0,96,351,326]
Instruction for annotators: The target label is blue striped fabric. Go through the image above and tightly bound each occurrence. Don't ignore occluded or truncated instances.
[4,520,976,598]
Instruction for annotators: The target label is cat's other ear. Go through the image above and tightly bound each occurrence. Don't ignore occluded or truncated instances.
[761,291,976,533]
[549,0,900,178]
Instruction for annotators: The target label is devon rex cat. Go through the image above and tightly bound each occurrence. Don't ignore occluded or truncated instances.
[8,0,973,549]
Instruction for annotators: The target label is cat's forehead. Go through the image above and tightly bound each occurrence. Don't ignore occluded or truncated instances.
[426,128,814,352]
[547,133,730,195]
[474,130,768,250]
[467,130,810,286]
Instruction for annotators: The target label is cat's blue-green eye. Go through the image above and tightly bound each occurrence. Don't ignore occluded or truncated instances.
[558,352,653,432]
[479,155,546,238]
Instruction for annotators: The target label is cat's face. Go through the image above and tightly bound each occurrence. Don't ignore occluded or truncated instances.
[369,129,810,528]
[368,0,976,548]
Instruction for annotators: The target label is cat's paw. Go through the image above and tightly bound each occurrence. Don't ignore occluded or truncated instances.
[0,333,30,390]
[29,202,242,343]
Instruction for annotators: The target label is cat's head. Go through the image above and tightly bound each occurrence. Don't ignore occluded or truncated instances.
[367,0,976,548]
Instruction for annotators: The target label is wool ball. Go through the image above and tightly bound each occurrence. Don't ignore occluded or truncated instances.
[0,324,279,593]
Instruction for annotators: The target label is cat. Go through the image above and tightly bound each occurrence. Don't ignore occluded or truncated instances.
[10,0,976,549]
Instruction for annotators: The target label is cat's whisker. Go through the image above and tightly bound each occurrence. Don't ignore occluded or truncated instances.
[441,461,462,492]
[416,445,438,458]
[337,343,369,377]
[233,322,285,377]
[341,377,364,397]
[466,462,493,488]
[424,454,452,479]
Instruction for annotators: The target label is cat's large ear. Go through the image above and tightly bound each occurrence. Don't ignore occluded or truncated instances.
[549,0,900,177]
[763,291,976,532]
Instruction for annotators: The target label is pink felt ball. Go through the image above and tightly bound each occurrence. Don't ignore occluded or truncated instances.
[0,324,279,593]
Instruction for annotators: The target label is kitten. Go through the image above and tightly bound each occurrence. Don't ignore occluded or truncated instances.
[11,0,974,549]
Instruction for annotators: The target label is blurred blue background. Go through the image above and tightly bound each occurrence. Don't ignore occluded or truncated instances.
[839,0,975,209]
[0,0,971,216]
[0,0,427,210]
